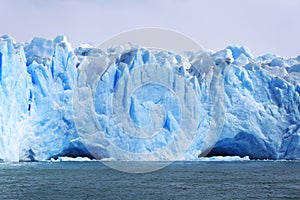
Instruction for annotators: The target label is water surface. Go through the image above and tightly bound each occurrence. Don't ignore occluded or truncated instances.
[0,161,299,199]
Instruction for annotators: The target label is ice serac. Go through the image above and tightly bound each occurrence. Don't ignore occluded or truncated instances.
[0,36,93,161]
[0,35,299,161]
[75,48,211,160]
[75,45,300,160]
[208,46,300,159]
[0,36,31,162]
[23,36,93,161]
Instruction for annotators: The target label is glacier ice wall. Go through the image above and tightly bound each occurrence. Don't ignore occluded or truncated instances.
[23,36,80,161]
[0,36,31,162]
[209,47,300,159]
[73,48,221,161]
[0,36,91,162]
[0,35,299,161]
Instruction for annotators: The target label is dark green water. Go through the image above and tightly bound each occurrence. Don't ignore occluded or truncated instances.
[0,161,299,200]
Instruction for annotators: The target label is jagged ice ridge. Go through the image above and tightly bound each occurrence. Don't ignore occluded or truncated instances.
[0,35,299,162]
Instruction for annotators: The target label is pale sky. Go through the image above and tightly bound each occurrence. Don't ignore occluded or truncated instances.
[1,0,299,58]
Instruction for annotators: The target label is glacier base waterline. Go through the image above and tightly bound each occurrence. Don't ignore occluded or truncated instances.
[0,35,299,162]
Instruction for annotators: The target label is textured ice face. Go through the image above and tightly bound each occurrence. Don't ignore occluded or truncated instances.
[75,48,205,161]
[211,47,300,160]
[0,35,299,163]
[0,36,31,162]
[22,36,81,161]
[74,40,227,172]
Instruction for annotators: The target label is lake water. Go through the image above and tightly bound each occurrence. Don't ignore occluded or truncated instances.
[0,161,299,199]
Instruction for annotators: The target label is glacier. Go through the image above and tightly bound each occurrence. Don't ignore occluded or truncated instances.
[0,35,299,162]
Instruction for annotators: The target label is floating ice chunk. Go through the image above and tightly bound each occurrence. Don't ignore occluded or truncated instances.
[51,156,94,162]
[198,156,250,161]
